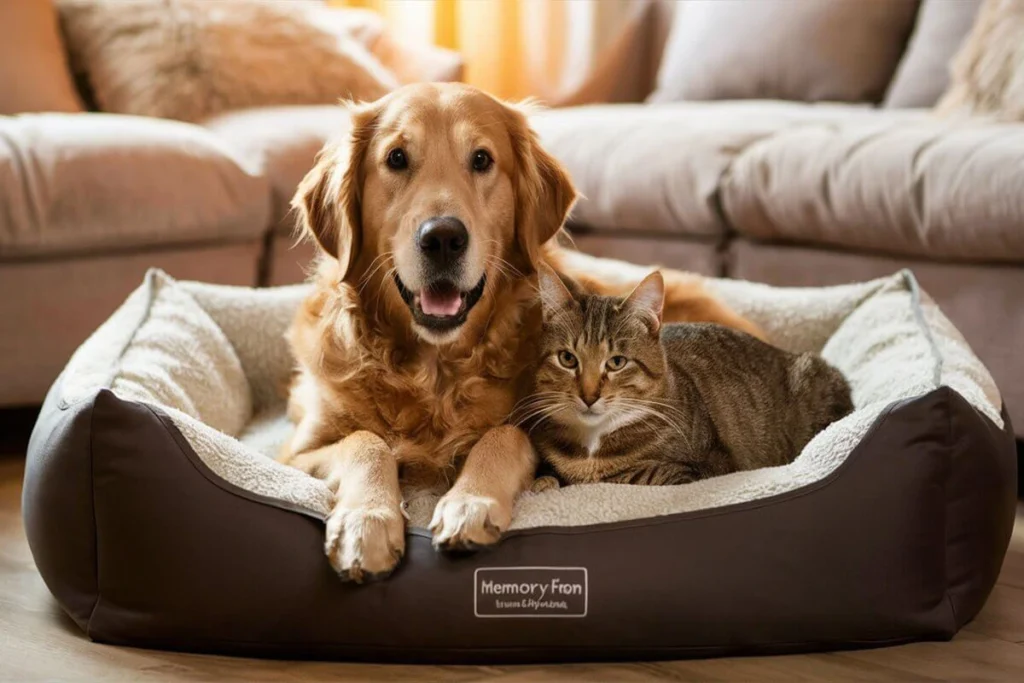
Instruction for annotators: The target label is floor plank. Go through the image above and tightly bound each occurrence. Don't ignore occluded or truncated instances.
[2,406,1023,681]
[965,583,1024,644]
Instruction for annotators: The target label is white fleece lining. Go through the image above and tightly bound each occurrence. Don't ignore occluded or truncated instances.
[58,268,1002,529]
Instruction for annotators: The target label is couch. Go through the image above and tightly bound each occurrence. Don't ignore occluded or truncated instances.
[2,0,1022,443]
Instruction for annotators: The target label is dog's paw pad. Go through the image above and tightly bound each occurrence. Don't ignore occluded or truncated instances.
[429,492,509,552]
[325,505,405,582]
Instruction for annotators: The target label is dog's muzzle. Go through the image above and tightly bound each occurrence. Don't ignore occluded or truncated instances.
[395,273,486,334]
[394,216,485,335]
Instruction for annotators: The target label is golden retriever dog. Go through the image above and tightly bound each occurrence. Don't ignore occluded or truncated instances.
[281,83,762,582]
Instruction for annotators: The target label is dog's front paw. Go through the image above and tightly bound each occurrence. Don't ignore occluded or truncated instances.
[429,491,511,552]
[325,504,405,582]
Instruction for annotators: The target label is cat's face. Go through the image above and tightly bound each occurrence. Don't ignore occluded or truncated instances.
[527,266,667,438]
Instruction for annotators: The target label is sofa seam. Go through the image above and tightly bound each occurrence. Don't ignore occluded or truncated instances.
[256,229,275,287]
[710,165,739,279]
[0,235,264,265]
[729,234,1024,268]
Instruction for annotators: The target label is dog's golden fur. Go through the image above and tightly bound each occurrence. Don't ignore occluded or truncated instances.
[281,83,762,581]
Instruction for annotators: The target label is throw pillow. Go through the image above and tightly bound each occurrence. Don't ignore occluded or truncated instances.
[884,0,983,108]
[57,0,399,123]
[936,0,1024,120]
[649,0,919,104]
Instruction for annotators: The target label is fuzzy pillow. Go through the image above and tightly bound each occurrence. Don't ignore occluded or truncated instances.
[937,0,1024,120]
[57,0,399,123]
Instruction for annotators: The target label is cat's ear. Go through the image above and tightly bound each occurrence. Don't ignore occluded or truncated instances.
[623,270,665,334]
[537,263,577,319]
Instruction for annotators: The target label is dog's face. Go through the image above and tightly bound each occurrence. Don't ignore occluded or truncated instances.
[295,83,577,344]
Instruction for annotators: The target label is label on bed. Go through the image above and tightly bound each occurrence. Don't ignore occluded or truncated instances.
[474,567,588,618]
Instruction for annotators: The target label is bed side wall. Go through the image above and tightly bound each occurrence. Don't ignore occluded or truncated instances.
[81,390,969,662]
[945,393,1018,627]
[22,378,99,631]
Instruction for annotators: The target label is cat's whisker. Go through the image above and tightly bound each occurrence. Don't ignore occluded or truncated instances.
[512,401,566,427]
[614,399,690,428]
[613,397,692,422]
[527,405,570,436]
[513,396,574,425]
[609,399,692,447]
[510,397,560,419]
[511,391,566,414]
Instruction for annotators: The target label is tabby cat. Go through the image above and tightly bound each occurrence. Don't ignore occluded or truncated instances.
[522,266,854,486]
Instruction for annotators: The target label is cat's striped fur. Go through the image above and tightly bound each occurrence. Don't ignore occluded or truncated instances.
[523,266,854,486]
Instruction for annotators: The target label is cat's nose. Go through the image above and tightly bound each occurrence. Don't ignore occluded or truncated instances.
[581,394,600,408]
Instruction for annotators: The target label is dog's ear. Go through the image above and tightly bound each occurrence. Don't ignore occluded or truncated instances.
[292,102,378,280]
[505,103,578,270]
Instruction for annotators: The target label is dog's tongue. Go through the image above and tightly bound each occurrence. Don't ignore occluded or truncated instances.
[420,287,462,316]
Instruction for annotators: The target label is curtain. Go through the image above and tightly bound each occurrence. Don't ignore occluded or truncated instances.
[330,0,671,104]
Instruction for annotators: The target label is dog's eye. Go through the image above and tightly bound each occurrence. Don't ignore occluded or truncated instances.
[471,149,494,173]
[606,355,628,371]
[386,148,408,171]
[557,350,578,369]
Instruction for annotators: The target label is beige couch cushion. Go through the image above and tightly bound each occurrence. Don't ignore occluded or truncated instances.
[650,0,919,104]
[722,115,1024,262]
[0,0,83,114]
[531,101,894,238]
[884,0,983,108]
[0,114,270,258]
[204,105,350,232]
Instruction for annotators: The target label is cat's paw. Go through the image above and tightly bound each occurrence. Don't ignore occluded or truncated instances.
[324,503,405,582]
[530,475,561,493]
[429,491,510,551]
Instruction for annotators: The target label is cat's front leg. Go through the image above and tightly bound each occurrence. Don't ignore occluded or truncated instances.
[430,425,537,551]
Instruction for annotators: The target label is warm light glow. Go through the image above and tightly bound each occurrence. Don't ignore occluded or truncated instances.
[328,0,652,103]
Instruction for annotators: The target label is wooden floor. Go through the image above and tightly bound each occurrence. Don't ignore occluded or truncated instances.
[2,410,1022,682]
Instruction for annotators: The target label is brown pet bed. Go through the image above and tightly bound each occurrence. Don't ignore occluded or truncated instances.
[23,269,1016,663]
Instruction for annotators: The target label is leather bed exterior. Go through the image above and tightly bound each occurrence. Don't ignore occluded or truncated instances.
[23,386,1017,663]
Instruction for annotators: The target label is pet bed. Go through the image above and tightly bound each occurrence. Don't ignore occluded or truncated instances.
[23,268,1016,663]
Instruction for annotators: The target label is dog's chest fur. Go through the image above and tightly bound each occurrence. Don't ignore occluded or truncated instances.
[288,278,538,471]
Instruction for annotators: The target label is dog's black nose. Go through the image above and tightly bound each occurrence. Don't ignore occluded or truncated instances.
[417,217,468,267]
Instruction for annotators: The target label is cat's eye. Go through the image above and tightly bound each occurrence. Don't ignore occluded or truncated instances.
[556,350,578,369]
[606,355,628,371]
[386,148,408,171]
